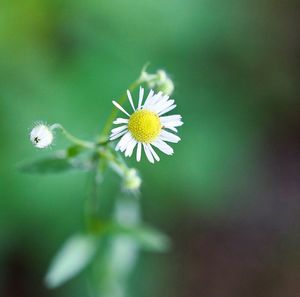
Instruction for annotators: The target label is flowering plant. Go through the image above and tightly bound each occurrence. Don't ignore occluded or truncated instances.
[21,66,183,297]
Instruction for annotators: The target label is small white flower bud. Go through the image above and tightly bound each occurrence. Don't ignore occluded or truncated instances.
[140,68,175,96]
[30,124,54,148]
[157,75,174,96]
[153,70,174,95]
[123,169,142,191]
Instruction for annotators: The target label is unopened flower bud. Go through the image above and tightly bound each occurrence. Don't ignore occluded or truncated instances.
[30,124,54,148]
[140,68,175,96]
[123,169,141,191]
[155,70,174,95]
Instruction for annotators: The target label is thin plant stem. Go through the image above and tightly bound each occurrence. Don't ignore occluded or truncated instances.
[85,157,103,232]
[50,123,95,149]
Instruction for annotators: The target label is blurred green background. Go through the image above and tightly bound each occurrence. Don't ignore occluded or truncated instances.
[0,0,299,296]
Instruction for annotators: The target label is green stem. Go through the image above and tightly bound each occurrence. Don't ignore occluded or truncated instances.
[50,123,95,149]
[92,196,141,297]
[99,148,128,175]
[85,156,103,232]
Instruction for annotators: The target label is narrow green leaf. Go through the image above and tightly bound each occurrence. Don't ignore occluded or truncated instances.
[18,151,94,174]
[45,234,97,289]
[107,223,171,253]
[130,225,171,252]
[19,156,73,174]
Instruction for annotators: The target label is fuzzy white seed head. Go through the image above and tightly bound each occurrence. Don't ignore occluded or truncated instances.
[30,124,54,148]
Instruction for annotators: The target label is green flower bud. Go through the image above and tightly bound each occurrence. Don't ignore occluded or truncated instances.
[123,169,142,192]
[139,67,175,96]
[154,70,174,95]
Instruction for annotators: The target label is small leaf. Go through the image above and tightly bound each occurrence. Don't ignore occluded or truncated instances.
[45,234,97,289]
[19,156,73,174]
[108,223,171,253]
[131,225,171,252]
[67,145,84,158]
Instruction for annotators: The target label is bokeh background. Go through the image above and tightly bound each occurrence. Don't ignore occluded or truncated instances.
[0,0,299,296]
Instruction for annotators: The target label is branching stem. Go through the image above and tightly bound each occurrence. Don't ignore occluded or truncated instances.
[50,123,95,149]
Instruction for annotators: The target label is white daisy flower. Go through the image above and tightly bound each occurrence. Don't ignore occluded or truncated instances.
[109,87,183,163]
[30,124,54,148]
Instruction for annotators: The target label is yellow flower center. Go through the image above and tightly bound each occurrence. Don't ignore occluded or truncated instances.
[128,110,161,143]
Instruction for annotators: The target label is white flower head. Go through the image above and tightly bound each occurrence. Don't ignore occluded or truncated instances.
[110,87,183,163]
[30,123,54,148]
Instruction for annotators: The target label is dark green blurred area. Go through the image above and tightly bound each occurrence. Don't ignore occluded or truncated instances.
[1,0,299,296]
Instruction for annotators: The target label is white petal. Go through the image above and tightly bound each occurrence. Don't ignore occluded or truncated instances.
[164,126,178,133]
[152,139,174,155]
[158,104,177,116]
[148,144,160,162]
[110,129,128,141]
[148,95,171,112]
[125,139,137,157]
[160,115,182,123]
[159,94,170,103]
[127,90,135,111]
[112,101,130,117]
[111,125,127,134]
[116,132,132,151]
[143,143,154,163]
[160,130,181,143]
[146,91,164,108]
[163,120,183,128]
[143,90,155,107]
[157,94,170,107]
[113,118,129,124]
[153,99,175,114]
[136,142,142,162]
[120,134,134,152]
[138,87,144,109]
[147,92,163,106]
